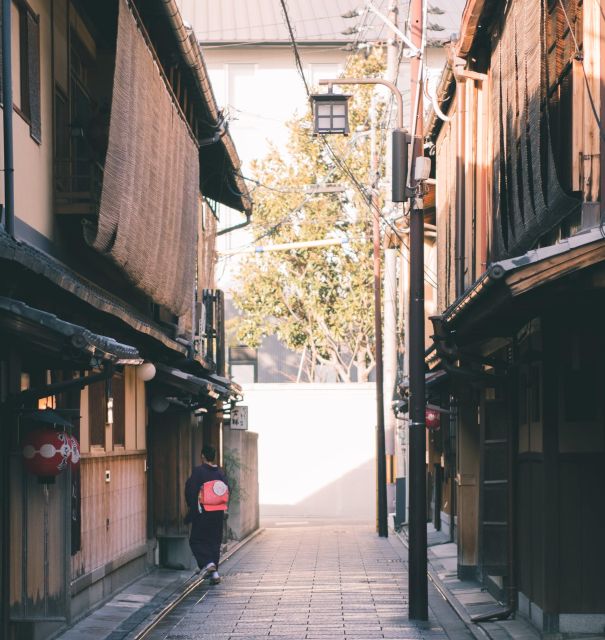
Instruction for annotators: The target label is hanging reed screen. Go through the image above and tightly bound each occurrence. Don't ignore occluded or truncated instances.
[85,0,199,317]
[490,0,581,260]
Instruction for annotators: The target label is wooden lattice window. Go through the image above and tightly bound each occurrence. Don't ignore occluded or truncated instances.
[88,378,106,447]
[0,0,42,142]
[112,373,125,447]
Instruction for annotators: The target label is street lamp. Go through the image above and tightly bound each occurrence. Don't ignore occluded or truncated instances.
[311,74,428,620]
[310,91,351,135]
[311,78,409,541]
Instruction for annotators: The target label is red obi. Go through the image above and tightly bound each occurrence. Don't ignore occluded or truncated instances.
[198,479,229,512]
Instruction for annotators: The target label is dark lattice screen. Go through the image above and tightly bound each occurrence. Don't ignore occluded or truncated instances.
[490,0,581,260]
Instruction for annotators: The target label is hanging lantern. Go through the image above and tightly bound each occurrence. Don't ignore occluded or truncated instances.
[22,428,72,483]
[310,91,351,135]
[425,408,441,431]
[69,435,81,470]
[137,362,156,382]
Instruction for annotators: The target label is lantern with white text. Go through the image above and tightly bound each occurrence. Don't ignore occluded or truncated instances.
[22,428,72,483]
[425,408,441,431]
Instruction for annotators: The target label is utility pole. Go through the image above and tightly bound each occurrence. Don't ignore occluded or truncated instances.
[407,0,428,622]
[383,1,399,527]
[371,94,388,538]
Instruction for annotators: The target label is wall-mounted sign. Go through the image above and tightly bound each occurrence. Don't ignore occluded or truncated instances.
[230,406,248,430]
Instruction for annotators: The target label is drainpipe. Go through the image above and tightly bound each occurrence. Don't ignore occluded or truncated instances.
[452,54,488,298]
[216,211,252,237]
[453,56,466,298]
[2,0,15,237]
[383,227,399,516]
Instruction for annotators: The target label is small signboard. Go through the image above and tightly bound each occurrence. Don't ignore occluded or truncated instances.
[230,406,248,430]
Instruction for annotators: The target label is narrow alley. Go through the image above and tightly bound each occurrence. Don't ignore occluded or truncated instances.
[59,524,474,640]
[3,0,605,638]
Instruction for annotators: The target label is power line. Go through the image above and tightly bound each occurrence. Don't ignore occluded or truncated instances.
[275,0,438,287]
[279,0,311,97]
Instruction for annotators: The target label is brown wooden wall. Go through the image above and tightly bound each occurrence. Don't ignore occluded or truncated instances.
[516,459,545,608]
[150,412,195,537]
[9,455,68,617]
[71,453,147,580]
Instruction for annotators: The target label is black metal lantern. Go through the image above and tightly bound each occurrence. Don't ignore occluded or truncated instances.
[310,91,351,135]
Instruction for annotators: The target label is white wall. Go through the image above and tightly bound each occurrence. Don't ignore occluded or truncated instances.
[0,0,55,240]
[201,47,349,288]
[242,382,377,521]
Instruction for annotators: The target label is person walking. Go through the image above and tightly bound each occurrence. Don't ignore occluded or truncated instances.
[185,444,229,584]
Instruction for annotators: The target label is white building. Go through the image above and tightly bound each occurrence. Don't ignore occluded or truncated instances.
[177,0,464,383]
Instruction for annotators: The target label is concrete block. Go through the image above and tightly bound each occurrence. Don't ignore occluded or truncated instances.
[559,614,605,634]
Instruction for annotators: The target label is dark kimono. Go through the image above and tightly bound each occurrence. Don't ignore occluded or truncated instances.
[185,462,228,569]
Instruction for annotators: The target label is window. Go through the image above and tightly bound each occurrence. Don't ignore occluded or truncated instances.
[307,63,342,90]
[112,373,125,447]
[1,0,42,142]
[229,345,258,383]
[227,64,257,127]
[88,373,126,448]
[231,364,256,384]
[88,378,106,447]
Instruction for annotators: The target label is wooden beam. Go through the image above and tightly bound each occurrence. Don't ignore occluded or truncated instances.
[507,242,605,296]
[583,0,600,202]
[456,0,490,57]
[571,59,584,193]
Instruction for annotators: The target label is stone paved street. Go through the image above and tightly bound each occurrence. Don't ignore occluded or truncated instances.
[142,524,473,640]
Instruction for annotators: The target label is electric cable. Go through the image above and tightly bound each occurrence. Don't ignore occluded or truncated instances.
[264,0,439,286]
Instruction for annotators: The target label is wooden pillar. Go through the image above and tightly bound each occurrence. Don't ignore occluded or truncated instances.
[456,390,480,577]
[0,349,16,639]
[541,317,560,632]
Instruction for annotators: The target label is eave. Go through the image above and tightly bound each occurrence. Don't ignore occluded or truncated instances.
[456,0,491,57]
[149,0,253,213]
[0,231,189,358]
[434,228,605,345]
[0,296,142,366]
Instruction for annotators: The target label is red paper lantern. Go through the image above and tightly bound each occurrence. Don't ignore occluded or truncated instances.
[425,408,441,431]
[22,428,72,480]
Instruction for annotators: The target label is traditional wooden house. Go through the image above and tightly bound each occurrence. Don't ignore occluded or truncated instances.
[427,0,604,633]
[0,0,252,638]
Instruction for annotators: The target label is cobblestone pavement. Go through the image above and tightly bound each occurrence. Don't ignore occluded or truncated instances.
[142,524,473,640]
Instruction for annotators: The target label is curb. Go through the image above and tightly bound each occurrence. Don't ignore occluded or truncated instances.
[393,528,492,640]
[123,527,265,640]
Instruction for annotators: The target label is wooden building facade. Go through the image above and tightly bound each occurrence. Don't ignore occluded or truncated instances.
[427,0,605,633]
[0,1,252,638]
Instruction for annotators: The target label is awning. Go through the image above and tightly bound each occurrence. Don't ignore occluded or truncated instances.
[154,364,239,402]
[434,227,605,344]
[0,231,189,357]
[206,372,243,399]
[0,296,142,365]
[395,370,449,415]
[19,409,74,428]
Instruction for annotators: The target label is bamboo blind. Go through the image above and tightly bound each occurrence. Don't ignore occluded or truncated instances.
[85,0,199,317]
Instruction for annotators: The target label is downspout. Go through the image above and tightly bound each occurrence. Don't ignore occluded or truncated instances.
[453,56,466,298]
[452,55,488,297]
[2,0,15,237]
[216,211,252,237]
